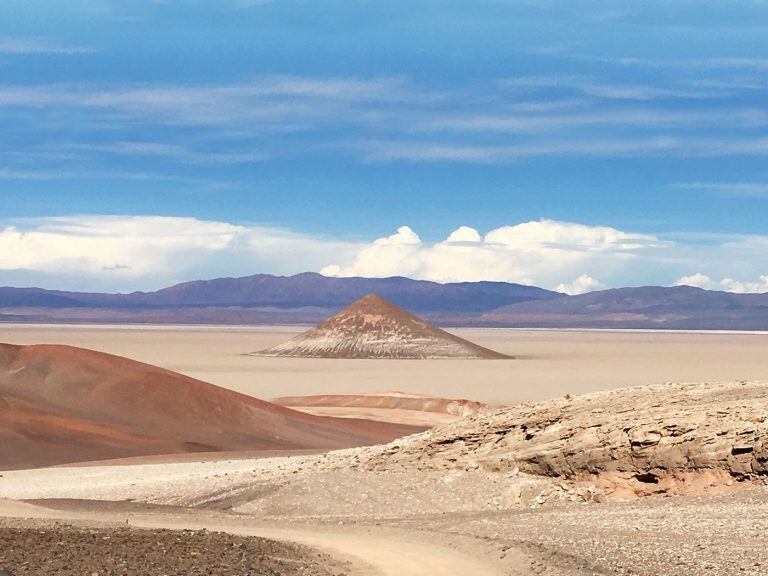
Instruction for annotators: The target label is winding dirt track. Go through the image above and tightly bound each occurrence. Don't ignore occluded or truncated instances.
[0,500,504,576]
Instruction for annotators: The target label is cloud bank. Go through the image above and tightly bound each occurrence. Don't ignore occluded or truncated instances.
[2,215,768,294]
[321,220,665,294]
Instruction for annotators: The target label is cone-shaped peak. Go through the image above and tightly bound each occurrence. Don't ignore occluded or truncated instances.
[348,292,392,308]
[255,293,510,359]
[319,293,422,330]
[343,293,404,314]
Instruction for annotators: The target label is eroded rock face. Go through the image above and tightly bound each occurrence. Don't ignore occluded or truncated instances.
[365,381,768,493]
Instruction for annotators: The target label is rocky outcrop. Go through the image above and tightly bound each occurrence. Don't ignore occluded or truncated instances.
[365,381,768,496]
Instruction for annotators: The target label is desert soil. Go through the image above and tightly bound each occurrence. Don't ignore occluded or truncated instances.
[0,500,506,576]
[0,518,347,576]
[2,488,768,576]
[2,324,768,404]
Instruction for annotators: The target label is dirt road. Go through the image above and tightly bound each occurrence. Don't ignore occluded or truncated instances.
[0,499,505,576]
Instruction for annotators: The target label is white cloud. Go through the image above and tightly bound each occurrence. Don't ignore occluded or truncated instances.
[719,276,768,294]
[0,216,243,278]
[321,226,422,279]
[4,215,768,295]
[673,273,715,289]
[557,274,605,295]
[446,226,482,243]
[323,219,665,288]
[484,219,659,251]
[673,272,768,293]
[0,215,360,291]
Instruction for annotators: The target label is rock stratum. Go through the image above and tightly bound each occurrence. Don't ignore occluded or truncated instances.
[272,391,488,427]
[255,293,510,359]
[0,343,420,469]
[273,391,487,417]
[365,380,768,497]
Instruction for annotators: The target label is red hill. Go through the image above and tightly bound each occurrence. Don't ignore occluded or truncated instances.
[0,343,420,470]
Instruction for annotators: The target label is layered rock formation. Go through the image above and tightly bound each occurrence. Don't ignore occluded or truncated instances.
[366,380,768,496]
[272,391,487,427]
[255,293,510,359]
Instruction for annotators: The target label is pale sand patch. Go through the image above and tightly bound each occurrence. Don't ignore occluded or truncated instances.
[2,324,768,404]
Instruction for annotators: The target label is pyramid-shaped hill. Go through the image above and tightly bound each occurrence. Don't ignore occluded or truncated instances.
[255,293,510,359]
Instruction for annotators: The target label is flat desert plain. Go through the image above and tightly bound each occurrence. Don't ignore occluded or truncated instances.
[4,324,768,576]
[1,323,768,404]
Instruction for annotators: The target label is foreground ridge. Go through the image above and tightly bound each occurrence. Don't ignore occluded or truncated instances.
[364,379,768,497]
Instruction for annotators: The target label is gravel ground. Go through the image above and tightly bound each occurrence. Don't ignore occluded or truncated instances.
[0,520,348,576]
[387,486,768,576]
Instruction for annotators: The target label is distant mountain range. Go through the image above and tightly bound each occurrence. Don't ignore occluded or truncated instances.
[481,285,768,330]
[0,272,559,325]
[1,272,768,330]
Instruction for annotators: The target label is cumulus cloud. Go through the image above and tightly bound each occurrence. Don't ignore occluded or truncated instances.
[4,215,768,295]
[321,226,422,279]
[557,274,605,295]
[0,216,241,276]
[0,215,359,291]
[673,273,715,289]
[719,276,768,294]
[673,273,768,293]
[446,226,482,243]
[322,220,666,288]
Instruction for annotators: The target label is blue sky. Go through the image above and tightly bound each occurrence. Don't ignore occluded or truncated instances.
[2,1,768,293]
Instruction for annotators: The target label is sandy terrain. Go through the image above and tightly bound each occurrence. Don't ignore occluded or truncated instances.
[1,324,768,404]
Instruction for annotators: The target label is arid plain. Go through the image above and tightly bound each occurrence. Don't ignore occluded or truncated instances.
[4,322,768,576]
[1,323,768,404]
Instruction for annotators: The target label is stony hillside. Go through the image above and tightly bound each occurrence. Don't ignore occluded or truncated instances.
[365,380,768,497]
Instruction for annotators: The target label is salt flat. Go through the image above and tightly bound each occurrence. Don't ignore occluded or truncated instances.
[2,324,768,404]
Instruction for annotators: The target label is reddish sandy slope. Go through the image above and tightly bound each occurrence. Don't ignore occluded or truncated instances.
[0,343,421,470]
